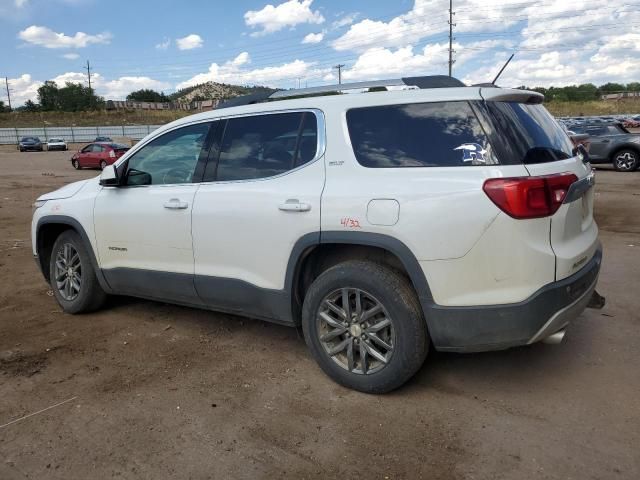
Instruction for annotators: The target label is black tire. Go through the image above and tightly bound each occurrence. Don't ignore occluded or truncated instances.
[302,260,429,393]
[100,160,107,170]
[49,230,107,314]
[612,149,640,172]
[72,159,80,169]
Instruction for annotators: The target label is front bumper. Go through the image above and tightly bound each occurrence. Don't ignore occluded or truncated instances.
[428,246,602,352]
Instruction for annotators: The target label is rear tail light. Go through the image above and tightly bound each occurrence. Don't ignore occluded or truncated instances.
[483,172,578,219]
[109,150,116,158]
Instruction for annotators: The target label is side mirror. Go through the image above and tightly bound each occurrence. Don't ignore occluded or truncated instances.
[573,143,590,164]
[99,164,119,186]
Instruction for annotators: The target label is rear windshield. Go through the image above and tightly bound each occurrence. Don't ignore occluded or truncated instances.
[346,101,497,168]
[484,102,574,164]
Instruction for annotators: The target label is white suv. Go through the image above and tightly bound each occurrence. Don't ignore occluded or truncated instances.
[32,76,602,393]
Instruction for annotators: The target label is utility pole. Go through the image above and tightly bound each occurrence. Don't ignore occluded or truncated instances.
[448,0,456,77]
[4,77,11,111]
[86,60,93,109]
[86,60,92,91]
[334,64,345,84]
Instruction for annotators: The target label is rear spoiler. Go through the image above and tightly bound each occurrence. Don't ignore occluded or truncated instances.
[479,88,544,104]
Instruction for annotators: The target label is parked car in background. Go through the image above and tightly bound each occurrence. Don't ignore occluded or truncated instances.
[46,138,68,151]
[622,117,640,129]
[567,122,640,171]
[18,137,43,152]
[71,143,130,170]
[94,136,113,143]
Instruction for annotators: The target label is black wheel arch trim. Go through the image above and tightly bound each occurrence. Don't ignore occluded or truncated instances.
[35,215,113,293]
[610,144,640,160]
[285,231,436,327]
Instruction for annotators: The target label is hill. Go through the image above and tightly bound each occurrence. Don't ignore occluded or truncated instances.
[169,82,275,104]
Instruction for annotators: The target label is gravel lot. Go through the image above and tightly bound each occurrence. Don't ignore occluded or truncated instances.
[0,149,638,479]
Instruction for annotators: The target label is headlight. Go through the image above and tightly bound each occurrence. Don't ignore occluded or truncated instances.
[33,199,48,209]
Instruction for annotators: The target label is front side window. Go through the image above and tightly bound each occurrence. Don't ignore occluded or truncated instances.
[125,122,210,186]
[213,111,318,181]
[346,102,496,168]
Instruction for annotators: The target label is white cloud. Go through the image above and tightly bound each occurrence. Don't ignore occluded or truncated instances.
[7,71,170,105]
[176,51,319,89]
[100,76,171,99]
[155,38,171,50]
[331,0,519,52]
[302,31,324,44]
[6,74,41,105]
[18,25,112,49]
[245,0,324,37]
[176,34,203,50]
[15,0,28,7]
[62,52,79,60]
[332,12,358,29]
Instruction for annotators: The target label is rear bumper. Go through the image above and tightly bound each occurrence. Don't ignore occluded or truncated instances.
[428,246,602,352]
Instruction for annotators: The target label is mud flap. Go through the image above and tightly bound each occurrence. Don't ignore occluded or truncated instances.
[587,290,606,309]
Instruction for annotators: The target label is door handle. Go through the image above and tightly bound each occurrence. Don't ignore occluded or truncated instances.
[163,198,189,210]
[278,199,311,212]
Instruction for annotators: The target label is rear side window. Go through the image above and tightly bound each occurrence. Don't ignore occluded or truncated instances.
[484,102,574,164]
[213,111,318,182]
[346,102,497,168]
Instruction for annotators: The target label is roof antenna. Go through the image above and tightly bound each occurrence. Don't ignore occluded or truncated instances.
[492,53,515,85]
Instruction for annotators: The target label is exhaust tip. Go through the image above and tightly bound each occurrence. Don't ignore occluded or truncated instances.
[542,330,566,345]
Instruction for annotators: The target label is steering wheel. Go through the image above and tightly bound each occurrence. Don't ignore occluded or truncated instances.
[162,167,192,185]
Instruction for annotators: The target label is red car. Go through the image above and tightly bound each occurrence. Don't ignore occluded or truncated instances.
[71,142,129,170]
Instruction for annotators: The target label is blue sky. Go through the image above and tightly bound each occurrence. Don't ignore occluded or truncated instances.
[1,0,637,105]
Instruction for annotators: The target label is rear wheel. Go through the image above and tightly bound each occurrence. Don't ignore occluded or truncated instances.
[302,260,428,393]
[100,160,107,170]
[612,149,639,172]
[49,230,107,314]
[72,159,80,169]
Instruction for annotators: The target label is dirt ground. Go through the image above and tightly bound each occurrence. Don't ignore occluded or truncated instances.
[0,150,638,480]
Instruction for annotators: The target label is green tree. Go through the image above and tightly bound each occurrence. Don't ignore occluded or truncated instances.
[0,100,7,112]
[599,82,625,93]
[626,82,640,92]
[24,99,40,112]
[126,89,169,102]
[37,80,59,111]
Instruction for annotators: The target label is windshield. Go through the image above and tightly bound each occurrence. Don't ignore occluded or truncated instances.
[484,102,574,164]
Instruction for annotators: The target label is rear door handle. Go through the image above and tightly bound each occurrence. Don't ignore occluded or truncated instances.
[278,199,311,212]
[163,198,189,210]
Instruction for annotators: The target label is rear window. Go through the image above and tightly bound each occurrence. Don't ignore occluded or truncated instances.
[346,102,497,168]
[484,102,574,164]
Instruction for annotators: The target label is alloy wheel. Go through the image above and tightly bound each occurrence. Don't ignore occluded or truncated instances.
[317,288,395,375]
[54,243,82,301]
[615,152,638,171]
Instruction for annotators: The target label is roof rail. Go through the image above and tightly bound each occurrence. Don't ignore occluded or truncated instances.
[214,75,466,109]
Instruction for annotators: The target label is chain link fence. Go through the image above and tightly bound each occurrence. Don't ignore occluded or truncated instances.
[0,125,163,145]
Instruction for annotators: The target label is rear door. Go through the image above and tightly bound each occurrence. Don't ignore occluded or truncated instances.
[483,98,598,281]
[191,110,324,321]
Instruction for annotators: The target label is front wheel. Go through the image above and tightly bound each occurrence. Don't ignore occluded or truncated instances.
[612,149,639,171]
[49,230,107,313]
[72,159,80,169]
[302,260,429,393]
[100,160,107,170]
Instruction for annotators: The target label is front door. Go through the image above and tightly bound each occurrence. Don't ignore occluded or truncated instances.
[191,110,325,322]
[93,121,212,304]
